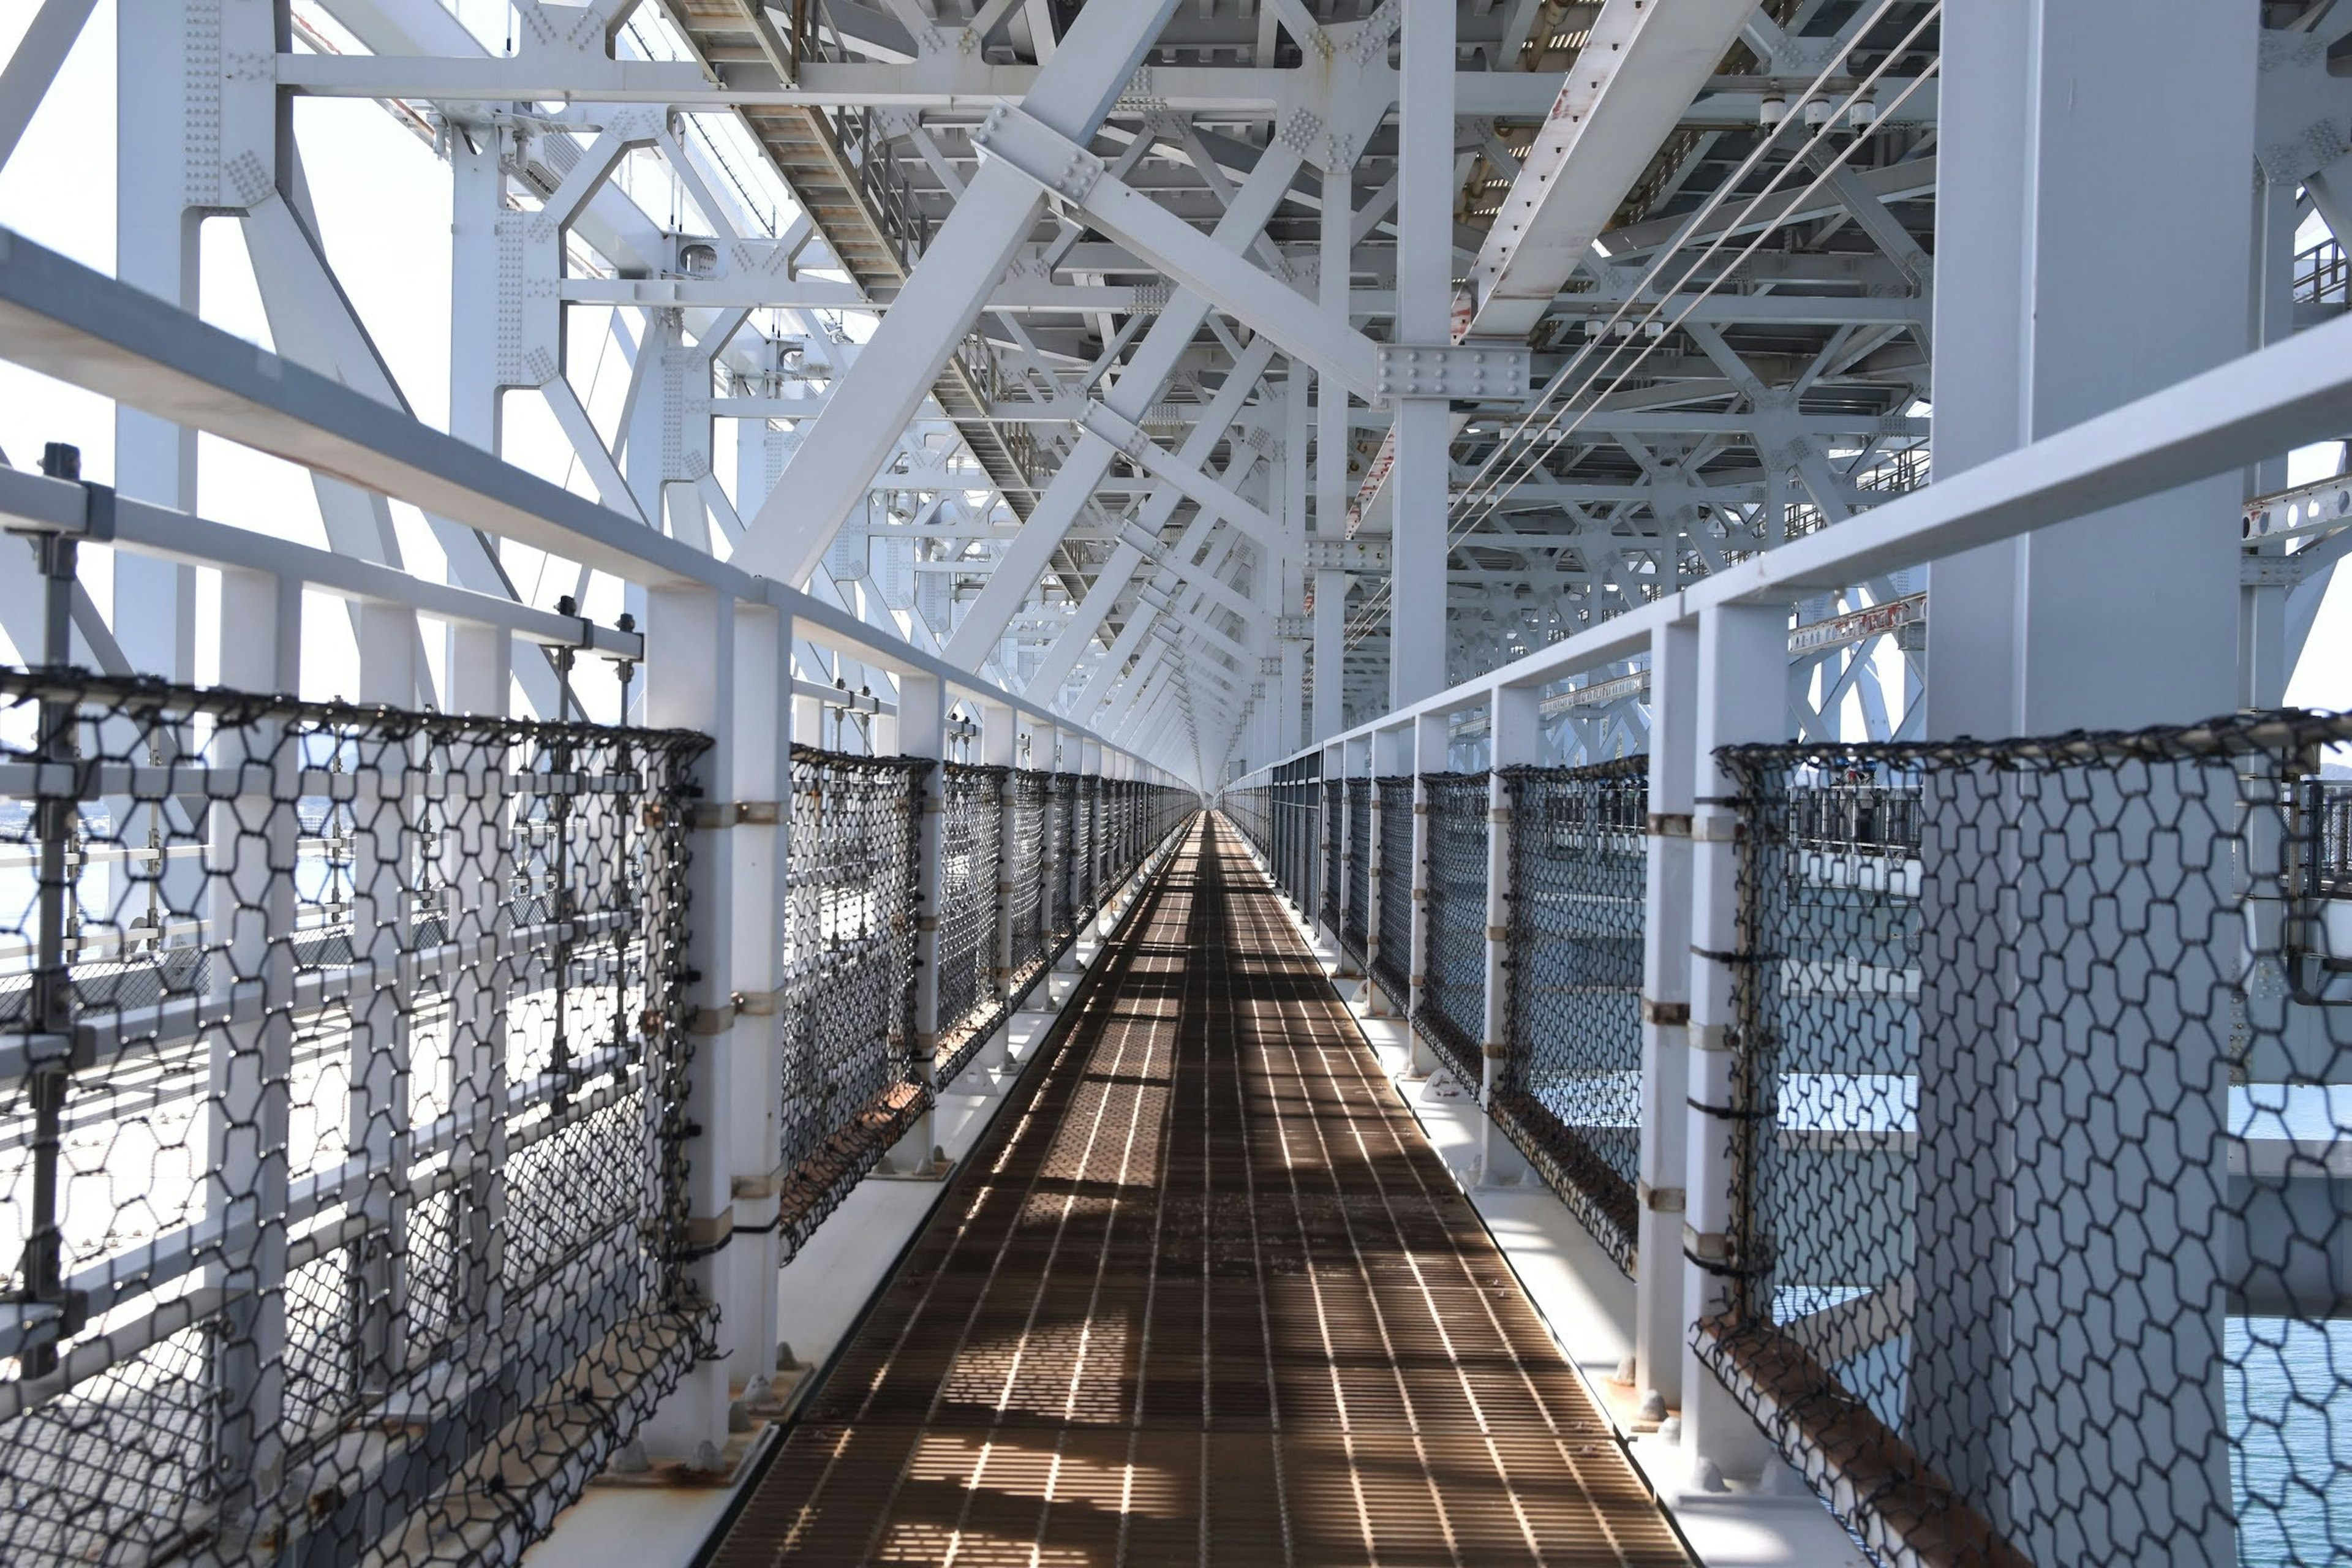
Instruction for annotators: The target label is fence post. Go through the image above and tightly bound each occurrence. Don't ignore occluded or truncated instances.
[1481,684,1540,1187]
[1677,601,1784,1488]
[207,568,300,1534]
[1637,619,1699,1420]
[715,605,789,1404]
[445,624,513,1340]
[899,671,948,1165]
[639,582,739,1464]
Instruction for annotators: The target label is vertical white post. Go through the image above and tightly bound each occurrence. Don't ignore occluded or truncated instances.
[718,605,788,1397]
[1314,155,1352,745]
[448,123,504,453]
[1387,0,1455,710]
[446,622,511,1335]
[1913,7,2250,1550]
[641,584,737,1463]
[207,568,299,1532]
[1678,602,1784,1489]
[1637,619,1698,1417]
[114,0,198,685]
[1481,684,1540,1187]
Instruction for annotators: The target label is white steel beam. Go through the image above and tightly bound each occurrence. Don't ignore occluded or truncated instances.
[941,166,1296,669]
[1387,0,1455,711]
[0,228,718,582]
[728,0,1182,587]
[0,0,96,172]
[971,107,1383,396]
[1464,0,1756,341]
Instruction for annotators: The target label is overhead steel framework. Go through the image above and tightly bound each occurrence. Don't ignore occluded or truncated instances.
[4,0,2352,1561]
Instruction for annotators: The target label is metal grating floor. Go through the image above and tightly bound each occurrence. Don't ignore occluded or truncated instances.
[708,816,1692,1567]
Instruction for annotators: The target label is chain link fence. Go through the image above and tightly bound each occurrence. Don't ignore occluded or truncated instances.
[1343,780,1371,965]
[1697,710,2352,1568]
[0,668,709,1567]
[932,763,1005,1087]
[1322,778,1344,930]
[1496,758,1649,1276]
[1005,771,1049,1000]
[1419,773,1490,1088]
[778,749,928,1261]
[1371,778,1415,1014]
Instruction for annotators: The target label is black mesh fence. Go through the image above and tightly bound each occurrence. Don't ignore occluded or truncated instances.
[1418,774,1490,1087]
[1371,777,1414,1012]
[1322,778,1344,929]
[1697,710,2352,1568]
[1343,780,1371,962]
[932,763,1005,1086]
[1046,773,1076,944]
[0,668,709,1567]
[1221,771,1318,913]
[1280,768,1322,914]
[778,749,929,1261]
[1069,777,1097,924]
[1495,758,1649,1275]
[1005,771,1049,997]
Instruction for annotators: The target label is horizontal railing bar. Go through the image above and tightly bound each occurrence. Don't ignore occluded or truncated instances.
[1236,309,2352,786]
[0,229,1170,777]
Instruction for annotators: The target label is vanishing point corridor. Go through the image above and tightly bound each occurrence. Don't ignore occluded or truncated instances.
[707,816,1690,1567]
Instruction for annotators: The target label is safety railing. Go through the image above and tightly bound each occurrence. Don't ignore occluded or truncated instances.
[1494,758,1649,1275]
[1342,779,1371,965]
[1417,773,1490,1087]
[1320,777,1344,930]
[932,764,1005,1087]
[1693,712,2352,1567]
[0,668,709,1566]
[1371,777,1415,1014]
[1005,770,1050,998]
[778,749,929,1259]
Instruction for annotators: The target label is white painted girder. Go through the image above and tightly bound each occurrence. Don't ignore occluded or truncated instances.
[727,0,1183,587]
[938,157,1298,669]
[1463,0,1769,341]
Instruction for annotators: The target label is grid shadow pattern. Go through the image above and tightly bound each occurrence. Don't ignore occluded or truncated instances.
[708,816,1691,1567]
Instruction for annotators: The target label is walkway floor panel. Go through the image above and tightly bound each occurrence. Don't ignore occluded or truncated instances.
[709,816,1691,1567]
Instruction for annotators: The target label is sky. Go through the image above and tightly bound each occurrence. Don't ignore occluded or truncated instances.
[0,1,2345,720]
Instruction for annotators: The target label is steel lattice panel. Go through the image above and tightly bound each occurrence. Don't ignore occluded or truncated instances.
[1342,780,1371,962]
[1418,774,1490,1087]
[1494,760,1649,1275]
[1371,778,1415,1014]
